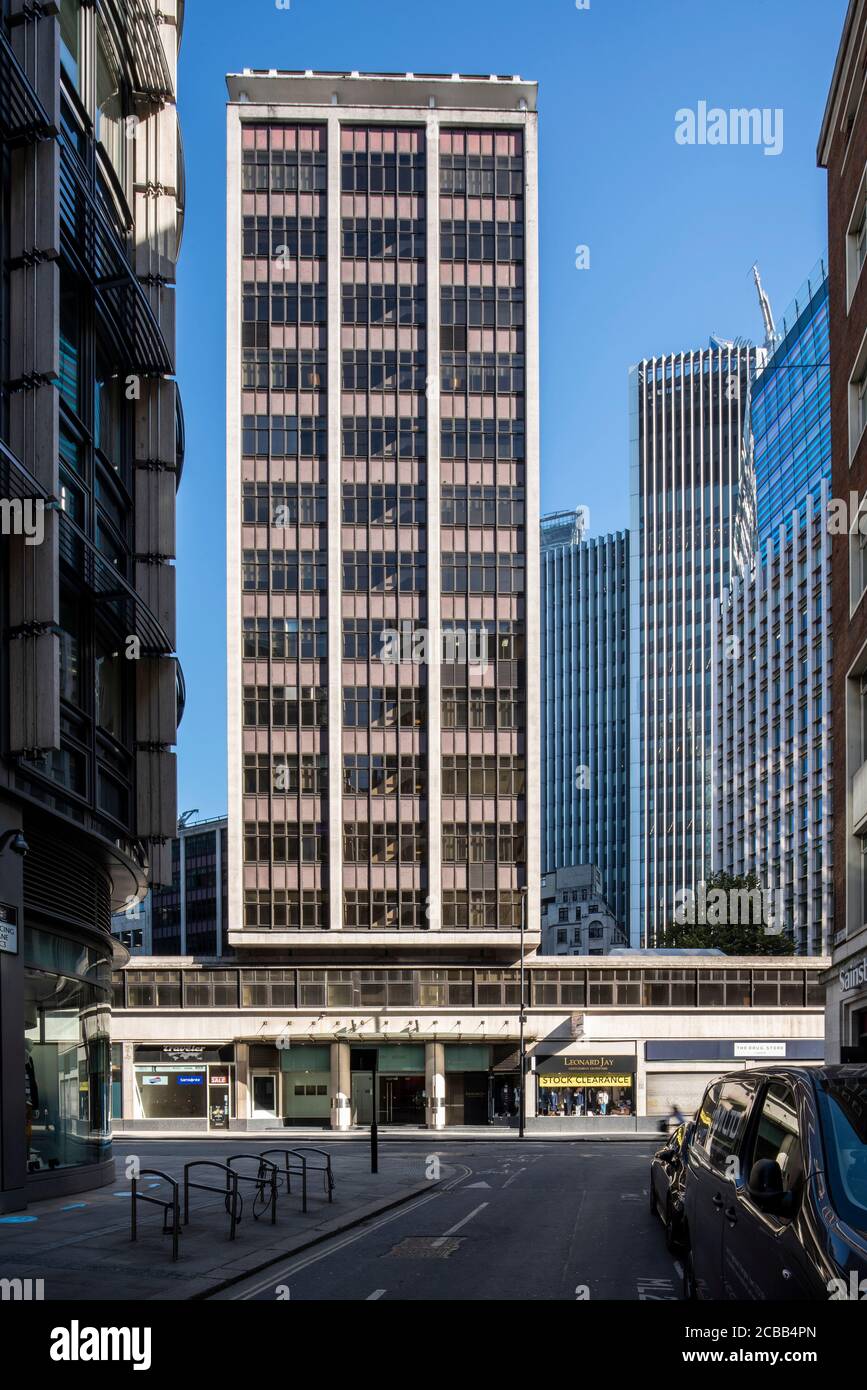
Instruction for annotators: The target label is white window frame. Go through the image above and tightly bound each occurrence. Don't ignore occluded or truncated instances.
[847,162,867,308]
[851,491,867,612]
[848,324,867,460]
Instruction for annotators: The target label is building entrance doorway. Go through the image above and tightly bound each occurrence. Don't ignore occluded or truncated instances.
[490,1073,520,1123]
[208,1078,229,1129]
[378,1074,425,1125]
[251,1072,278,1121]
[351,1071,373,1125]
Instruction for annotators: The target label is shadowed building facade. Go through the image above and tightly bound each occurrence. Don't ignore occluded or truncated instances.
[0,0,184,1209]
[819,0,867,1059]
[541,510,628,929]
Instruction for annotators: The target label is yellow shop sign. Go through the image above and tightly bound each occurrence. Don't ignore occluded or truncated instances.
[539,1073,632,1088]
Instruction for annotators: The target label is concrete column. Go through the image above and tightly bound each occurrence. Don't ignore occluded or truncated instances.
[234,1041,250,1131]
[635,1050,647,1121]
[122,1041,136,1127]
[330,1041,351,1130]
[0,805,26,1212]
[523,1065,537,1122]
[179,831,187,955]
[425,1041,445,1130]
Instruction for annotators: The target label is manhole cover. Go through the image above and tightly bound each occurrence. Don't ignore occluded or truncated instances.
[387,1237,463,1259]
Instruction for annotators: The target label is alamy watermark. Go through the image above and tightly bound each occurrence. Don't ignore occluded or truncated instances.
[675,102,784,157]
[0,497,44,546]
[1,1277,44,1301]
[378,623,489,669]
[674,880,785,934]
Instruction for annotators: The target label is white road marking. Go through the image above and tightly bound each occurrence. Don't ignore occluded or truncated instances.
[637,1276,678,1301]
[431,1201,489,1247]
[502,1167,526,1188]
[366,1289,386,1300]
[464,1181,491,1189]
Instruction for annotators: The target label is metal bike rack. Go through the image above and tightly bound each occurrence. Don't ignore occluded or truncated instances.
[183,1160,242,1240]
[225,1153,279,1225]
[129,1169,181,1262]
[288,1147,335,1203]
[259,1148,310,1213]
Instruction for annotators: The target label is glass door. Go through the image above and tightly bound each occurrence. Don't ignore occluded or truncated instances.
[379,1075,425,1125]
[351,1071,373,1125]
[251,1072,277,1121]
[208,1068,230,1129]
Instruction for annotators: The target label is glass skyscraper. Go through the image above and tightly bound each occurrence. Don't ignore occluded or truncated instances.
[713,261,832,953]
[750,261,830,552]
[541,513,629,928]
[629,344,758,946]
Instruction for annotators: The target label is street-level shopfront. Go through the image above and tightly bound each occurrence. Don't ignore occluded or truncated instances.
[529,1038,826,1130]
[243,1042,521,1128]
[534,1052,636,1117]
[131,1046,235,1130]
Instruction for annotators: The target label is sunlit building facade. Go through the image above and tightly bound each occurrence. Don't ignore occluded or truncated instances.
[220,71,540,1128]
[713,264,832,955]
[629,344,757,946]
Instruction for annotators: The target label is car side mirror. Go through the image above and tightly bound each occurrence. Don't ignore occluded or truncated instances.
[748,1158,787,1212]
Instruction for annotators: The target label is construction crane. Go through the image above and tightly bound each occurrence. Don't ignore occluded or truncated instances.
[751,263,777,348]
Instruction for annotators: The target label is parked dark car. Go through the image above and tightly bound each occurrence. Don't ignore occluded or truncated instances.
[681,1065,867,1300]
[650,1120,693,1250]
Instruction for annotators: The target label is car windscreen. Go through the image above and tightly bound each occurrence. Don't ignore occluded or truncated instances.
[816,1075,867,1238]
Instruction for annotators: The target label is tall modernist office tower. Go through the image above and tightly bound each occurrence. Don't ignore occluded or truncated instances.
[541,511,629,927]
[713,264,832,954]
[629,344,757,946]
[0,1,184,1210]
[226,73,540,992]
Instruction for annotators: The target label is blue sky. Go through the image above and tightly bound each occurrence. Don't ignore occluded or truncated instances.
[175,0,847,818]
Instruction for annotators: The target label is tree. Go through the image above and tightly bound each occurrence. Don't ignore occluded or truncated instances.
[658,871,796,956]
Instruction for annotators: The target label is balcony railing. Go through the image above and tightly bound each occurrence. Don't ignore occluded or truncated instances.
[0,435,51,503]
[59,139,172,375]
[100,0,174,102]
[58,510,174,657]
[0,25,55,145]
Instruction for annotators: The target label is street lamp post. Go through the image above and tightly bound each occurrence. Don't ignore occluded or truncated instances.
[519,884,528,1140]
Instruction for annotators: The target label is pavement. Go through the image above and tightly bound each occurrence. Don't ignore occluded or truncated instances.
[0,1140,449,1302]
[0,1139,681,1302]
[115,1125,663,1142]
